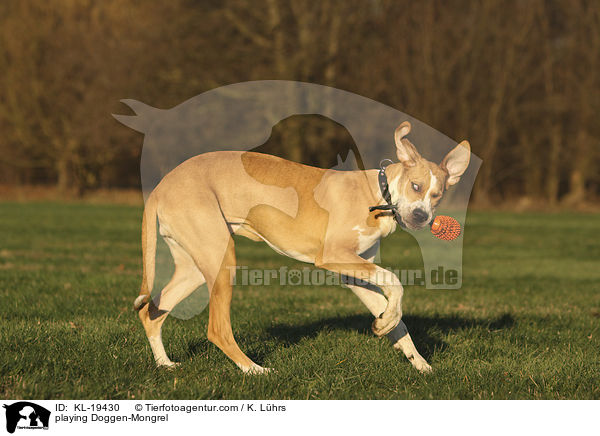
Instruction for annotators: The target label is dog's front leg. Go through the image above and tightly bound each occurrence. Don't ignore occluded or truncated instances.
[368,269,404,337]
[348,283,432,373]
[316,253,402,336]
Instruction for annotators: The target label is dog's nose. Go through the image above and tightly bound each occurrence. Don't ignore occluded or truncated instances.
[412,208,429,223]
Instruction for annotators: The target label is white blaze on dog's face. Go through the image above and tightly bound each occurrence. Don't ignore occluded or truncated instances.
[390,121,471,230]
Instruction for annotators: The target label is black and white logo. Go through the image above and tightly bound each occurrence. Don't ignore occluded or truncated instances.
[3,402,50,434]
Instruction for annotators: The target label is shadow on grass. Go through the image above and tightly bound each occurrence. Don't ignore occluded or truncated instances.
[265,312,515,360]
[180,313,515,363]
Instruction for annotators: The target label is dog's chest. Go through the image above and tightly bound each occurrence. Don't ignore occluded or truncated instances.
[354,229,379,254]
[353,215,395,254]
[377,214,397,238]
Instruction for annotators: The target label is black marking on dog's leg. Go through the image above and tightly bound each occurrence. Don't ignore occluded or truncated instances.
[386,319,408,343]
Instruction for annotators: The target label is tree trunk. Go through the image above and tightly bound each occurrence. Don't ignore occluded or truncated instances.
[546,124,562,205]
[562,130,590,205]
[56,155,72,194]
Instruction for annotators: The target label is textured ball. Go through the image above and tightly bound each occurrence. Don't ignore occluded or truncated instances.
[430,215,461,241]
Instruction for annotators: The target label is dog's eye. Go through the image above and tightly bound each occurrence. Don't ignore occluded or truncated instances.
[431,192,440,199]
[411,182,421,192]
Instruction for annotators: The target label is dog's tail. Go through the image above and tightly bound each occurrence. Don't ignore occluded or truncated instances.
[134,192,158,311]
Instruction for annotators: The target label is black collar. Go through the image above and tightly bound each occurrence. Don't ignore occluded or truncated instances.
[369,160,405,228]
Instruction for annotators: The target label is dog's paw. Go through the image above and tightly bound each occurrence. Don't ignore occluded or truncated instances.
[411,356,432,374]
[372,314,400,337]
[156,360,180,369]
[242,363,274,375]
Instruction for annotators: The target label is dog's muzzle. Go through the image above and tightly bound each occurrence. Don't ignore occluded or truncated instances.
[411,208,429,224]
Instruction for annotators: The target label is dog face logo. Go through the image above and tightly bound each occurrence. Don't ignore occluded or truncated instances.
[3,402,50,434]
[391,121,471,230]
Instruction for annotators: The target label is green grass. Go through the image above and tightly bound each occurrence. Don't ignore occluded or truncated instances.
[1,202,599,399]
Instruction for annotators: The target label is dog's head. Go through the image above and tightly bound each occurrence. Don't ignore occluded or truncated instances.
[387,121,471,230]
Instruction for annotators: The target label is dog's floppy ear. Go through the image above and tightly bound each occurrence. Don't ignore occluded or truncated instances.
[441,140,471,187]
[394,121,418,166]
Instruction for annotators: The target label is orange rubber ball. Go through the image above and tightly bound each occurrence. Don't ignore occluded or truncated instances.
[430,215,461,241]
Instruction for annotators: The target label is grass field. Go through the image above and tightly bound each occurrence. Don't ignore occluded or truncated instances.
[1,202,599,399]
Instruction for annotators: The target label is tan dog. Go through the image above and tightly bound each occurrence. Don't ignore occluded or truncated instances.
[134,121,471,373]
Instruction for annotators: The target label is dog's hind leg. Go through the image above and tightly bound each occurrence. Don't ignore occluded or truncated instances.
[167,206,267,374]
[203,236,268,374]
[138,236,205,367]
